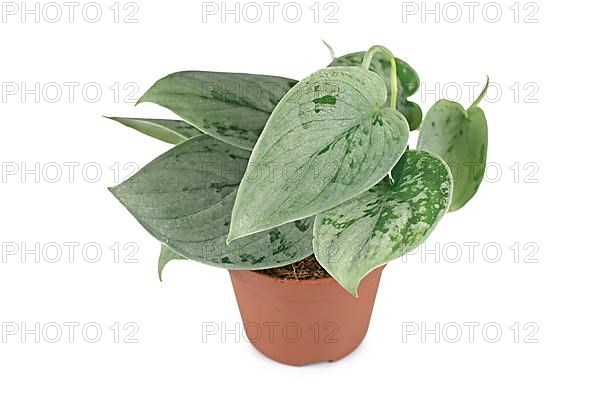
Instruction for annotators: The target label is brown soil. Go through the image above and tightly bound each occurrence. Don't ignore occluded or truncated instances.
[257,255,331,280]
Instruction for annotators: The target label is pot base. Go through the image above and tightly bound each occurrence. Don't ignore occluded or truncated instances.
[229,266,384,366]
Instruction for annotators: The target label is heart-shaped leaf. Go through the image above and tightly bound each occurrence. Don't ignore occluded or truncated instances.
[106,117,203,144]
[417,85,488,211]
[329,52,422,130]
[110,134,314,269]
[313,149,452,296]
[228,66,410,242]
[137,72,297,150]
[158,244,184,281]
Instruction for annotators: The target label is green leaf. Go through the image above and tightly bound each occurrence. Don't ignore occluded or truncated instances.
[158,244,184,281]
[228,66,410,242]
[137,71,298,150]
[329,52,422,130]
[106,117,203,144]
[313,150,453,296]
[417,95,488,211]
[110,134,313,269]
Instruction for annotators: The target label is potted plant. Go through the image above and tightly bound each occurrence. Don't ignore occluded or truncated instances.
[108,44,489,366]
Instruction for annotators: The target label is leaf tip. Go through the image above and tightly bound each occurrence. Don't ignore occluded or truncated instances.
[107,185,125,203]
[103,115,122,123]
[135,94,148,106]
[336,278,360,297]
[225,232,237,246]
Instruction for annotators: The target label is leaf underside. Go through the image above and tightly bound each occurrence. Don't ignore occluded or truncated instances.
[107,116,203,144]
[313,149,453,296]
[228,66,410,242]
[110,134,314,269]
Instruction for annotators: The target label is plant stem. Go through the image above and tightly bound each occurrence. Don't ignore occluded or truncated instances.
[322,40,336,61]
[361,45,398,109]
[470,75,490,110]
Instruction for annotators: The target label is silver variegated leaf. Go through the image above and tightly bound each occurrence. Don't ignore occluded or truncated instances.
[228,66,410,242]
[313,150,452,296]
[110,134,313,269]
[137,72,297,150]
[417,95,488,211]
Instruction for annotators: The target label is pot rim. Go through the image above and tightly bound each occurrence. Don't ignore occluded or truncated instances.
[242,268,339,285]
[230,265,385,286]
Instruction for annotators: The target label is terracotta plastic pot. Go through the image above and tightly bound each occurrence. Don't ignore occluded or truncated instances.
[229,266,384,366]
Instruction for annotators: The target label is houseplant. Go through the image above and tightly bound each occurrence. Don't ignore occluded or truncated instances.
[108,44,488,365]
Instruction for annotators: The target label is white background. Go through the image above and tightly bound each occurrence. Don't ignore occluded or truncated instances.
[1,0,598,398]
